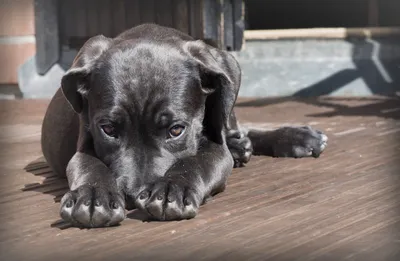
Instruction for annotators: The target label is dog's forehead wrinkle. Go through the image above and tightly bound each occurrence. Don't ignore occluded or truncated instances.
[114,81,198,123]
[90,40,204,132]
[95,41,198,93]
[107,42,186,75]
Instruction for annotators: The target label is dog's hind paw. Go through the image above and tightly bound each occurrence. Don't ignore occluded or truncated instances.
[272,126,328,158]
[60,184,125,228]
[226,129,253,168]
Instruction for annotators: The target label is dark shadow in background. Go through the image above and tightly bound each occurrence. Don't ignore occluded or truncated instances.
[22,157,72,229]
[246,0,400,30]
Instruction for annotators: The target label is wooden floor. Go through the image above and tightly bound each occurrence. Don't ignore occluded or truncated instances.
[0,96,400,261]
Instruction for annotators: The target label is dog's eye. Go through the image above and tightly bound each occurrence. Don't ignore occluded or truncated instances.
[169,125,185,138]
[101,124,117,137]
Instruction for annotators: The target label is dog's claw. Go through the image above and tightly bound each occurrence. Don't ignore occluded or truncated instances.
[60,185,125,228]
[272,126,328,158]
[135,178,200,221]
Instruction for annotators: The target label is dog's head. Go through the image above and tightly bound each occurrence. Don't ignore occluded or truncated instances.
[61,32,239,191]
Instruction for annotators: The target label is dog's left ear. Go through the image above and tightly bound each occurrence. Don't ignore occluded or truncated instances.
[184,40,240,144]
[61,35,113,113]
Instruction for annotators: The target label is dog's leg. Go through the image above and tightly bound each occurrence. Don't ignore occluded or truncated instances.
[42,89,125,228]
[59,152,125,227]
[225,111,253,167]
[245,126,328,158]
[226,111,328,161]
[134,141,233,221]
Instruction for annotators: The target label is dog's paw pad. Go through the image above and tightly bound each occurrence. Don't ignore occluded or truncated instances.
[227,130,253,167]
[135,179,200,221]
[273,126,328,158]
[60,185,125,228]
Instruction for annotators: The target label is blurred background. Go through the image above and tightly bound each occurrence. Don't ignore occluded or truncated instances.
[0,0,399,99]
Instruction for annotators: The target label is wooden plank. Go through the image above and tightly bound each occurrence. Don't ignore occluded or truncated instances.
[223,0,234,50]
[378,0,400,26]
[172,0,190,34]
[368,0,379,27]
[59,0,77,46]
[244,27,400,40]
[86,0,100,36]
[202,0,222,48]
[74,0,87,38]
[34,0,60,75]
[58,0,68,46]
[125,0,141,29]
[112,0,127,37]
[98,0,112,37]
[188,0,203,39]
[140,0,155,24]
[1,97,400,260]
[155,0,173,27]
[232,0,244,50]
[63,0,90,49]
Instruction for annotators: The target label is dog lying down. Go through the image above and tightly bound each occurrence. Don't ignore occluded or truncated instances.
[41,24,328,228]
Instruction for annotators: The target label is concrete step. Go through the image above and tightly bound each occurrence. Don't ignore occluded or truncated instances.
[233,38,400,97]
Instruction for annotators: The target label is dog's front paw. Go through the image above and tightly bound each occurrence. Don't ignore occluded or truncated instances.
[60,184,125,228]
[135,178,201,221]
[227,129,253,167]
[273,126,328,158]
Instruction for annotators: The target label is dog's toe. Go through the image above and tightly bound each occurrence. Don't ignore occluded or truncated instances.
[318,133,328,152]
[310,132,328,158]
[272,126,328,158]
[135,178,200,221]
[60,185,125,228]
[227,130,253,167]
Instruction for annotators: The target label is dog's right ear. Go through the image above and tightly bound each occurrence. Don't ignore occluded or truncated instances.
[61,35,112,113]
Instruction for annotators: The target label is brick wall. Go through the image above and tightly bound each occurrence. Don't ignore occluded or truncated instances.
[0,0,36,84]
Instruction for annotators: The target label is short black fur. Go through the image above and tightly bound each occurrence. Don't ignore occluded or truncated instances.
[41,24,328,227]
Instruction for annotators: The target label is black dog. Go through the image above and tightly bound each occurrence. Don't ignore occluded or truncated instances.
[41,24,328,228]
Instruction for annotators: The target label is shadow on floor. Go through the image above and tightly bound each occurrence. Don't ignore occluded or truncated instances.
[23,156,68,203]
[236,96,400,121]
[23,156,149,229]
[23,157,73,229]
